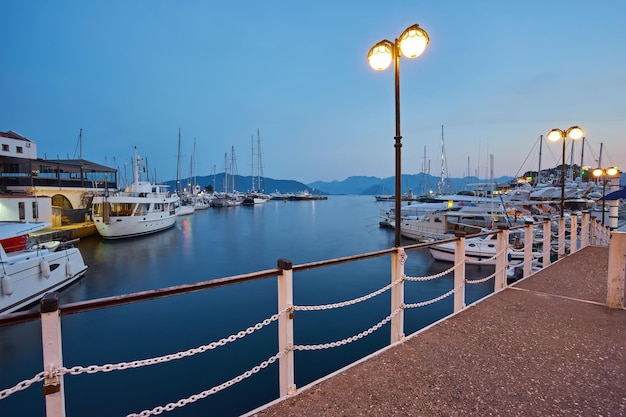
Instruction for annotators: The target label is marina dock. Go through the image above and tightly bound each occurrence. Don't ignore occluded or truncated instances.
[252,245,625,417]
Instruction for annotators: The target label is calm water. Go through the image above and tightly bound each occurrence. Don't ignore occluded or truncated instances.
[0,196,494,417]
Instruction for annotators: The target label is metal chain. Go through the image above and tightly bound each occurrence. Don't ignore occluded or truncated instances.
[0,372,46,400]
[295,277,404,311]
[404,285,460,308]
[294,308,402,351]
[56,310,286,378]
[404,263,458,281]
[126,352,284,417]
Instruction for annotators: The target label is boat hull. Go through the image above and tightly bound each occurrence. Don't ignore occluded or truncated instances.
[0,246,88,315]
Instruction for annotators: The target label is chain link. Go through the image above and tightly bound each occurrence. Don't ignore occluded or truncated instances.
[404,284,459,308]
[294,308,402,351]
[0,372,46,400]
[55,310,286,379]
[295,278,404,311]
[404,263,458,281]
[126,352,283,417]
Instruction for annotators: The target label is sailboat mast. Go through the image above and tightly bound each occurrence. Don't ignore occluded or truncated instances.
[257,128,263,192]
[250,135,255,191]
[537,135,543,186]
[580,136,585,175]
[176,128,181,194]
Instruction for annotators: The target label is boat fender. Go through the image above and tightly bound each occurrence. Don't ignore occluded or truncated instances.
[1,276,13,295]
[507,253,513,262]
[66,261,74,277]
[40,259,51,278]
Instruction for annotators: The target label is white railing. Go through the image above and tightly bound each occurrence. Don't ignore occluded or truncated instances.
[1,212,618,417]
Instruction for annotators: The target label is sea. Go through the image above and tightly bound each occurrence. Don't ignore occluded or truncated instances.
[0,195,495,417]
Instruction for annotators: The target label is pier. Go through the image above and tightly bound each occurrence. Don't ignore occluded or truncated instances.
[1,215,624,417]
[252,244,625,416]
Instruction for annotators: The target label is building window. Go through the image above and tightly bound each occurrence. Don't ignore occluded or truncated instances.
[2,144,8,152]
[16,146,23,154]
[18,202,25,220]
[32,201,39,219]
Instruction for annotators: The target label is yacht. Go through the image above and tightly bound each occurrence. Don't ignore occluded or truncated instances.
[91,149,180,239]
[0,221,88,315]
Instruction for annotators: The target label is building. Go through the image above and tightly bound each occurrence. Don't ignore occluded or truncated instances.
[0,130,117,226]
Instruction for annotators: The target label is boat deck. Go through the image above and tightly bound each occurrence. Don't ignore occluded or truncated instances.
[252,245,625,416]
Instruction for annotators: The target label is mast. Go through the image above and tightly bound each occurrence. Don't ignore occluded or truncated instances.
[437,125,448,195]
[537,135,543,186]
[250,135,255,191]
[580,136,585,176]
[176,128,181,194]
[223,153,228,193]
[257,128,264,192]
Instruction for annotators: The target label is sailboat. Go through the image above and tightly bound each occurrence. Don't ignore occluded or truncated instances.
[242,128,270,205]
[176,129,195,216]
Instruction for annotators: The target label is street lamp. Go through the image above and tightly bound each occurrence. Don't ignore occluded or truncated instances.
[546,126,584,218]
[368,24,430,247]
[592,166,619,226]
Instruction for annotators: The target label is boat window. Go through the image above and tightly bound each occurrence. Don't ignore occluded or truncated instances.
[488,244,495,248]
[468,243,476,247]
[110,202,135,216]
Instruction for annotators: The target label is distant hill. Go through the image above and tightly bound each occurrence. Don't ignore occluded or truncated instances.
[309,174,515,196]
[162,173,516,195]
[164,173,318,195]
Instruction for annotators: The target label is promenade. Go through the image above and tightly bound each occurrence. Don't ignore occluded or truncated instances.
[253,245,625,416]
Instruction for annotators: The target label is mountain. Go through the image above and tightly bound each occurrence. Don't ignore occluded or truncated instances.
[164,173,318,195]
[309,174,515,196]
[162,173,516,196]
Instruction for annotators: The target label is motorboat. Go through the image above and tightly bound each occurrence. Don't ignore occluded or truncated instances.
[91,148,180,239]
[428,232,539,265]
[0,222,88,315]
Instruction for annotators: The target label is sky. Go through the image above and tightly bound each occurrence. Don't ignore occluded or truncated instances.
[2,0,625,185]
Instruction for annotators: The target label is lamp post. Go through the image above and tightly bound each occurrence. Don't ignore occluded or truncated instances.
[546,126,584,218]
[368,24,430,247]
[592,166,619,226]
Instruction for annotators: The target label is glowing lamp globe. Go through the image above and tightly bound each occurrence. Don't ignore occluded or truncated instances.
[368,42,393,71]
[399,24,430,58]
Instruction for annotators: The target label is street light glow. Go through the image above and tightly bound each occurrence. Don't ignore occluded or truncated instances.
[367,41,393,71]
[547,128,565,142]
[398,24,430,58]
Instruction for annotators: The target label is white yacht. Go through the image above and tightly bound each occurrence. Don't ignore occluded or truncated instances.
[91,149,180,239]
[0,221,88,315]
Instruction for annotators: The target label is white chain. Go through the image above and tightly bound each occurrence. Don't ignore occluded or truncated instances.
[126,352,283,417]
[295,277,404,311]
[293,308,402,351]
[0,372,46,400]
[467,246,505,265]
[56,310,286,378]
[404,263,458,281]
[404,284,460,308]
[465,263,506,284]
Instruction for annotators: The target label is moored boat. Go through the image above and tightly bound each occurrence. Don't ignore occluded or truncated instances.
[91,148,180,239]
[0,221,88,315]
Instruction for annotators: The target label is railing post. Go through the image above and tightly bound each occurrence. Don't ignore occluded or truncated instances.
[453,233,465,312]
[558,217,566,258]
[523,221,534,278]
[580,211,590,249]
[390,247,405,344]
[570,214,578,254]
[542,219,551,267]
[41,292,66,417]
[494,228,507,291]
[607,232,626,309]
[277,259,295,397]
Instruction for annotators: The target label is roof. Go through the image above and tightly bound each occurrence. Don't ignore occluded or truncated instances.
[0,130,33,142]
[42,158,116,172]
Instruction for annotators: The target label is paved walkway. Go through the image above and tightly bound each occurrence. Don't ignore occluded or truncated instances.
[252,246,625,417]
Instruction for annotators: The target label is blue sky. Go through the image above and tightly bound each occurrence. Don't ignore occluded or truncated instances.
[2,1,625,185]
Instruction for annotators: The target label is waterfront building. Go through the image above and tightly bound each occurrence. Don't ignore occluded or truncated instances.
[0,130,117,225]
